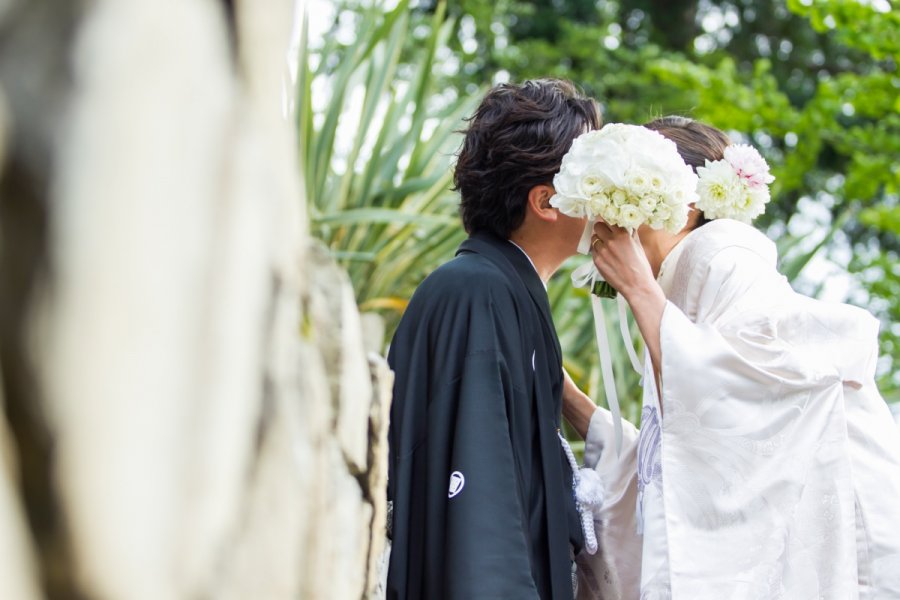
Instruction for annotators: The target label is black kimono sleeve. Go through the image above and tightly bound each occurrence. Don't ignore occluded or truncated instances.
[387,264,542,600]
[442,348,539,597]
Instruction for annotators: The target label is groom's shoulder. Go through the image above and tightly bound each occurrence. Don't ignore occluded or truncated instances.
[413,252,513,303]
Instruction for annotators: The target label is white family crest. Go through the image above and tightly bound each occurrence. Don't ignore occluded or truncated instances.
[448,471,465,498]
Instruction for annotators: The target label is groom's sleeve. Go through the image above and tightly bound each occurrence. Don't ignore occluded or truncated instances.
[440,344,541,599]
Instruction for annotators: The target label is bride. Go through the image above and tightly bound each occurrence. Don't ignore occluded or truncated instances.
[563,116,900,599]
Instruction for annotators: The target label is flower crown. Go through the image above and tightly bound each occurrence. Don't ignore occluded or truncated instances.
[695,144,774,223]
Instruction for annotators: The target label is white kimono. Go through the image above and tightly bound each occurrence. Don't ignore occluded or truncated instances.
[577,219,900,599]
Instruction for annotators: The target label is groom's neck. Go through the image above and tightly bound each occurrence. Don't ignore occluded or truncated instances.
[508,231,567,284]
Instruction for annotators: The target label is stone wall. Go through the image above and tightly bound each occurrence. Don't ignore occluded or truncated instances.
[0,0,389,598]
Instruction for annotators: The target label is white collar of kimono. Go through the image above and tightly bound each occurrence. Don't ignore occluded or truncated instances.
[508,240,547,289]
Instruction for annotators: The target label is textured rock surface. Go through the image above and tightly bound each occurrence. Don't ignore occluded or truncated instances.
[0,0,389,598]
[0,391,41,600]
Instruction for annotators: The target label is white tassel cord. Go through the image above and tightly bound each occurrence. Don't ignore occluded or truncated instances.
[559,432,605,555]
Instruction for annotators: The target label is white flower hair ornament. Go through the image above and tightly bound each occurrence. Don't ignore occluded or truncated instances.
[695,144,775,223]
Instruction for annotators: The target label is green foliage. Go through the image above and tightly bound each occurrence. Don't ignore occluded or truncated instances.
[857,202,900,395]
[787,0,900,59]
[456,0,900,405]
[296,1,478,334]
[307,0,900,406]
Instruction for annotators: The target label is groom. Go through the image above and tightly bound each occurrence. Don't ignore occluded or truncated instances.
[387,79,601,599]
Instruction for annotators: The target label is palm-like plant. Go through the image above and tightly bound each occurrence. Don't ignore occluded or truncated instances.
[296,0,479,335]
[296,0,843,430]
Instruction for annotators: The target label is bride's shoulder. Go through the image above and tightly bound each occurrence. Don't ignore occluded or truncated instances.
[681,219,776,268]
[667,220,779,310]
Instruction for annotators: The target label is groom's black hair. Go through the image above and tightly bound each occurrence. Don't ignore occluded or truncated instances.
[454,79,601,239]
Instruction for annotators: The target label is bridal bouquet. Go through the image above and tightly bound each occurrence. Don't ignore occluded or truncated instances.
[550,124,699,297]
[549,124,700,460]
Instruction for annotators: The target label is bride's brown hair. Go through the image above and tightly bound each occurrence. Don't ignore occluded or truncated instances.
[643,116,731,226]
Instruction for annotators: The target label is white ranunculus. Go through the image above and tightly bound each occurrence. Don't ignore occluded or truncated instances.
[588,192,611,217]
[628,168,652,195]
[654,201,672,221]
[638,195,659,217]
[604,204,622,223]
[578,174,602,197]
[596,123,633,146]
[618,204,644,229]
[746,186,770,220]
[664,207,689,234]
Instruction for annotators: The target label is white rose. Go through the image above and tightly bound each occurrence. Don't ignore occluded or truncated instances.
[619,204,644,230]
[588,192,611,217]
[600,204,621,225]
[653,202,672,222]
[611,189,628,207]
[578,173,605,197]
[638,195,659,217]
[627,168,652,194]
[665,209,689,234]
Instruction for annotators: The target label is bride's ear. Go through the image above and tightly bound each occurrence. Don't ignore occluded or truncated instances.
[526,185,558,223]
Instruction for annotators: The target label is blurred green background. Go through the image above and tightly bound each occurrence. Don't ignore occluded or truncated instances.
[295,0,899,423]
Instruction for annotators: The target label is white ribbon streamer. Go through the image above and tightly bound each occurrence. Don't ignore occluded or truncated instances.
[573,219,646,455]
[571,260,597,289]
[590,293,624,456]
[576,219,595,254]
[617,294,644,375]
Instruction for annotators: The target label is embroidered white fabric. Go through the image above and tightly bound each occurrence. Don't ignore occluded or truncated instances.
[575,219,900,599]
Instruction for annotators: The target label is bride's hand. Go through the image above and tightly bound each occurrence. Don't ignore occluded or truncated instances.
[591,220,667,384]
[590,221,656,299]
